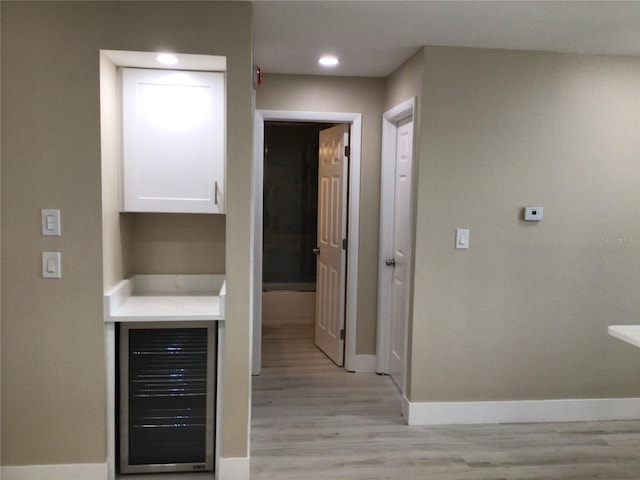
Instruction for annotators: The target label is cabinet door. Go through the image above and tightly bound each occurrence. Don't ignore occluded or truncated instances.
[121,68,225,213]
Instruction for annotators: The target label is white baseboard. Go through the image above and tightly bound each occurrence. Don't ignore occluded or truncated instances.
[217,456,250,480]
[1,463,108,480]
[405,397,640,426]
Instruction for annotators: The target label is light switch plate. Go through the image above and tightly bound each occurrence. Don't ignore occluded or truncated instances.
[456,228,470,249]
[42,209,61,236]
[42,251,61,278]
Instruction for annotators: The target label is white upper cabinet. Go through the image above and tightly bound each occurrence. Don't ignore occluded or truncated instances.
[121,68,225,213]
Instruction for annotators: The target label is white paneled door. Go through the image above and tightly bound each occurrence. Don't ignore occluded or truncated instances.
[315,124,349,366]
[389,117,413,390]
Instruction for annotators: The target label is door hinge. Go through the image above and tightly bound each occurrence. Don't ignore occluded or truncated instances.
[342,238,347,250]
[344,145,350,157]
[340,329,345,340]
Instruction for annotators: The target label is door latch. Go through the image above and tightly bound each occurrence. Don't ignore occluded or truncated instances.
[385,258,396,267]
[313,247,321,255]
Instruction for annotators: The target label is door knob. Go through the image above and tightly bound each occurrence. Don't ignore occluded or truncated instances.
[385,258,396,267]
[313,247,321,255]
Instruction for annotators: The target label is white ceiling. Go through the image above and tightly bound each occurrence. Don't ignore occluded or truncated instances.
[252,1,640,77]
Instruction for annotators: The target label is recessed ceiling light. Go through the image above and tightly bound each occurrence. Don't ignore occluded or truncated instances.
[156,53,179,65]
[318,55,339,67]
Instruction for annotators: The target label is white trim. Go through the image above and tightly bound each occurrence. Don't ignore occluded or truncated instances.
[376,98,417,386]
[251,111,264,375]
[217,456,250,480]
[405,398,640,426]
[1,463,108,480]
[105,323,116,480]
[252,110,362,373]
[347,354,377,373]
[215,322,227,480]
[345,117,362,372]
[402,395,411,420]
[101,50,226,72]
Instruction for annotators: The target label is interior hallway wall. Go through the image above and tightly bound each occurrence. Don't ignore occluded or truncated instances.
[410,46,640,402]
[1,1,252,466]
[256,74,385,355]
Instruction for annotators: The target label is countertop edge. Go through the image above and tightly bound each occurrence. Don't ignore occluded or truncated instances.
[104,275,226,323]
[106,314,224,323]
[608,325,640,349]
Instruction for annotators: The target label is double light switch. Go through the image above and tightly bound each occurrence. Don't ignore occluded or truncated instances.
[42,209,61,278]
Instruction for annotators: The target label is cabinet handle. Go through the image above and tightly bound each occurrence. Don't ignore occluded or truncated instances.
[214,181,218,206]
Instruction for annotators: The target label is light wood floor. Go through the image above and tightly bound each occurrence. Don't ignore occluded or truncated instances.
[251,324,640,479]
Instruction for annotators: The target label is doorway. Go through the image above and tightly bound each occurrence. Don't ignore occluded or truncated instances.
[252,110,362,375]
[261,121,335,359]
[262,122,334,289]
[376,98,416,395]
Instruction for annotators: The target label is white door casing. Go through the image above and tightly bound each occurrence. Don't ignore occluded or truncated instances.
[377,98,416,395]
[252,110,362,375]
[315,124,349,366]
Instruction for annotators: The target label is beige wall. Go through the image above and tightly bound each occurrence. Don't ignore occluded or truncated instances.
[127,214,226,275]
[256,74,385,354]
[385,48,425,112]
[410,47,640,402]
[1,1,253,466]
[0,2,4,467]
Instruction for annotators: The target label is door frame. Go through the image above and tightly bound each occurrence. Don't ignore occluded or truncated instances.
[252,110,362,375]
[376,97,416,384]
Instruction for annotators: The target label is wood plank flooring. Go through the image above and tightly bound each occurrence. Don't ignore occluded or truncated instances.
[251,324,640,479]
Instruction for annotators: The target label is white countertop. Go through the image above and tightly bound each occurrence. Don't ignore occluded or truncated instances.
[104,274,225,322]
[608,325,640,349]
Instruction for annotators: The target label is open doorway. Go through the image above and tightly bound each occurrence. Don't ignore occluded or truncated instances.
[263,121,349,366]
[252,110,362,375]
[261,121,336,359]
[262,121,335,290]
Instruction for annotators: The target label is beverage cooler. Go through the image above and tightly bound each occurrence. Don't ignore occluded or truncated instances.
[119,323,216,474]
